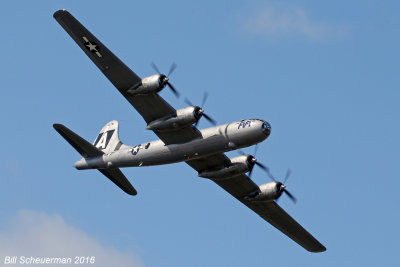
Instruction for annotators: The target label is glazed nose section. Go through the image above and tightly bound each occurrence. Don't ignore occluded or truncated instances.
[261,121,271,137]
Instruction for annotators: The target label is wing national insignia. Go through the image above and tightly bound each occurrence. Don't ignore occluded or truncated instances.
[82,36,102,58]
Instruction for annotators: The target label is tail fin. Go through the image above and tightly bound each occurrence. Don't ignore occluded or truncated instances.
[53,122,137,195]
[93,120,124,154]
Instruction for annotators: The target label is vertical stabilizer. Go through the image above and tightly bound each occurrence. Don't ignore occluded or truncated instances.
[93,120,124,153]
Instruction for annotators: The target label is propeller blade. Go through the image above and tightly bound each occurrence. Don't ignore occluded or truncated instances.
[284,168,292,184]
[283,189,297,203]
[185,92,216,126]
[254,161,268,171]
[167,82,180,98]
[168,62,177,76]
[201,92,209,108]
[264,166,277,181]
[254,144,259,157]
[248,165,254,178]
[184,98,194,106]
[202,113,217,126]
[151,62,161,74]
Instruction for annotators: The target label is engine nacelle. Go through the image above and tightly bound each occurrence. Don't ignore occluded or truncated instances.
[146,106,201,131]
[198,155,255,179]
[245,182,283,202]
[127,74,167,95]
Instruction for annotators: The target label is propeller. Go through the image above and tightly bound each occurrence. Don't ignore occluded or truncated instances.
[184,92,217,126]
[240,144,269,178]
[151,62,180,98]
[266,168,297,204]
[281,184,297,203]
[240,145,297,203]
[283,168,292,184]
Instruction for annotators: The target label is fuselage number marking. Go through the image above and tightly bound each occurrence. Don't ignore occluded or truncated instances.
[238,120,252,129]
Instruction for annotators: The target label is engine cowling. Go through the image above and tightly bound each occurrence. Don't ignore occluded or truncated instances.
[198,155,256,179]
[146,106,202,131]
[127,74,168,95]
[245,182,284,202]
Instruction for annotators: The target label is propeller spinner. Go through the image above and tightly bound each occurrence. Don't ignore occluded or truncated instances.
[151,62,180,98]
[265,168,297,203]
[184,92,217,126]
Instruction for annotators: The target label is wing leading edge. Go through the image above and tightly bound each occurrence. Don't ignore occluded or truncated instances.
[186,154,326,253]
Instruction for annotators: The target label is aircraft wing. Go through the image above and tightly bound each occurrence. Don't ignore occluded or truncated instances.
[54,10,201,144]
[186,155,326,253]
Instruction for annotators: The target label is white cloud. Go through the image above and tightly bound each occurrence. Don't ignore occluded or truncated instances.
[0,210,143,267]
[242,4,347,41]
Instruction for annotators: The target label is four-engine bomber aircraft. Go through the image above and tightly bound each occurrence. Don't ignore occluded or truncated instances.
[53,10,325,252]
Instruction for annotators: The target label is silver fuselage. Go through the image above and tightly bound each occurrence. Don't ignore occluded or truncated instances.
[75,119,270,170]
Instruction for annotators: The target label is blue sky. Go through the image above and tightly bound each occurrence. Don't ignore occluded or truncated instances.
[0,0,399,266]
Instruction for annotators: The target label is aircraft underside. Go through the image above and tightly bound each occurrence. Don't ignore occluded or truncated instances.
[53,9,326,253]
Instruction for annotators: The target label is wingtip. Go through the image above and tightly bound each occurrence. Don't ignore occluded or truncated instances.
[308,245,327,253]
[53,123,64,131]
[53,9,70,19]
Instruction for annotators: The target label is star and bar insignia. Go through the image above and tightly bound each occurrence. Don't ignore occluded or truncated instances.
[82,36,102,58]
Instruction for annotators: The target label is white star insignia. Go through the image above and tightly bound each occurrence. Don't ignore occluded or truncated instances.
[82,36,102,58]
[86,42,98,52]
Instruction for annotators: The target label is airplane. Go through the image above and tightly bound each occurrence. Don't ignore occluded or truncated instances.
[52,10,326,253]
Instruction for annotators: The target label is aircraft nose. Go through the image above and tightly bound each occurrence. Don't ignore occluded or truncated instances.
[262,121,271,137]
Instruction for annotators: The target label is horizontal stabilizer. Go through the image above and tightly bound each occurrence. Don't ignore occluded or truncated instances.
[53,123,103,158]
[98,168,137,195]
[54,123,137,195]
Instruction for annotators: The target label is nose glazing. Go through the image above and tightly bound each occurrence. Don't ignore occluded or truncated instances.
[261,121,271,137]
